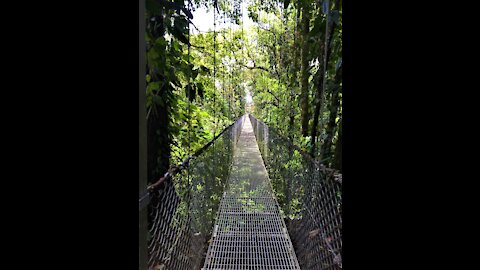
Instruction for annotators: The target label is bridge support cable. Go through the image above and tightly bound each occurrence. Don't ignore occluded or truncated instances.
[142,116,245,270]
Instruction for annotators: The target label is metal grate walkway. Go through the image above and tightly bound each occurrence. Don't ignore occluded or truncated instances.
[203,116,301,270]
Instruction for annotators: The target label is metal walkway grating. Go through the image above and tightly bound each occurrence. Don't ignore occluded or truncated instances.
[203,117,300,270]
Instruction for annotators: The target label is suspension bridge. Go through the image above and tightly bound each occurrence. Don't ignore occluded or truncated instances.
[139,114,342,270]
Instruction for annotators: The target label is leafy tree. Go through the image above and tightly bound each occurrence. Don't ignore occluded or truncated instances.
[144,0,342,182]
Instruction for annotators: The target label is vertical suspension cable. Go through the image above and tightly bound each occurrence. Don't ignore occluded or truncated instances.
[229,2,233,120]
[186,0,192,214]
[186,2,191,161]
[213,1,217,136]
[222,7,226,125]
[259,4,266,120]
[255,4,260,116]
[212,0,217,195]
[241,0,245,115]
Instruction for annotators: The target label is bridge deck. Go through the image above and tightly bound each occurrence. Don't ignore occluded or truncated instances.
[203,116,300,270]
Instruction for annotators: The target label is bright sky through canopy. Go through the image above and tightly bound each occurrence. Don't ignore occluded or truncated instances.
[191,1,254,33]
[191,1,255,107]
[245,91,253,104]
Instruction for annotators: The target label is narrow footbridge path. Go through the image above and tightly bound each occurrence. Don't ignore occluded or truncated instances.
[202,116,301,269]
[142,114,342,270]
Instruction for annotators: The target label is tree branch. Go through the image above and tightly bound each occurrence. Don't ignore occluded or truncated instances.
[265,89,281,105]
[258,25,277,36]
[241,63,270,72]
[261,101,279,108]
[191,44,205,50]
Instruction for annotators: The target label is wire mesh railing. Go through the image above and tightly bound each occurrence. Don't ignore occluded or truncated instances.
[249,114,342,270]
[140,115,245,270]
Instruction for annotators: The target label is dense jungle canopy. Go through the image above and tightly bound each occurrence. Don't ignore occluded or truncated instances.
[146,0,342,183]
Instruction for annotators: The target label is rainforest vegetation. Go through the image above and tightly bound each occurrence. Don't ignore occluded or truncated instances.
[145,0,342,184]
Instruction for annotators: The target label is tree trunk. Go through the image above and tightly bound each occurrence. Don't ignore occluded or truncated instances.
[310,58,324,156]
[146,4,170,183]
[288,94,295,141]
[147,100,171,183]
[299,4,311,137]
[333,117,342,172]
[320,65,342,161]
[287,4,301,141]
[310,0,339,156]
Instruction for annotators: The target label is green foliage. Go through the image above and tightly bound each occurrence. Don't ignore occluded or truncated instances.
[245,0,342,163]
[145,0,342,193]
[145,0,245,169]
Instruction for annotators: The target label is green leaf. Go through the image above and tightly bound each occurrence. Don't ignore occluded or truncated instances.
[173,15,188,33]
[152,95,164,106]
[181,7,193,19]
[146,81,161,94]
[147,48,159,62]
[171,27,190,46]
[154,37,167,49]
[199,65,210,75]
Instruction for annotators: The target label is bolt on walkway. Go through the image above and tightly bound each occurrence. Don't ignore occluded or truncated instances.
[203,116,301,270]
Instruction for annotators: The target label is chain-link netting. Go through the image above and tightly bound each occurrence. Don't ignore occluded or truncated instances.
[249,114,342,270]
[145,115,245,270]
